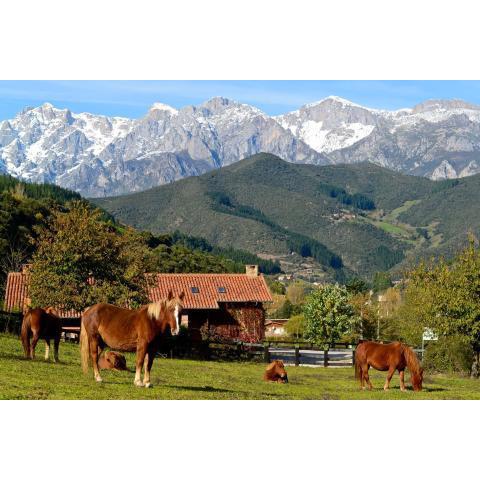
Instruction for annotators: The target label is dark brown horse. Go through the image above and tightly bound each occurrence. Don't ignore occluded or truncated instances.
[20,307,62,361]
[355,341,423,392]
[264,360,289,383]
[80,291,184,387]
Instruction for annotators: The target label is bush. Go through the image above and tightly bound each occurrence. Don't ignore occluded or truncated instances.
[423,336,473,374]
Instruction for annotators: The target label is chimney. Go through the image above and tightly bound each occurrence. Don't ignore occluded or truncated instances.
[245,265,259,277]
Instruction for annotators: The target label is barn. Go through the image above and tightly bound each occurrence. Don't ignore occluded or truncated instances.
[3,265,272,343]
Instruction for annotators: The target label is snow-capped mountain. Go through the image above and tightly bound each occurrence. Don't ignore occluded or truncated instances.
[3,95,480,196]
[277,96,480,179]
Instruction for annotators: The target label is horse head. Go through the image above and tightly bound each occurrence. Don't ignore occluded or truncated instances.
[264,360,288,383]
[161,290,185,336]
[411,367,424,391]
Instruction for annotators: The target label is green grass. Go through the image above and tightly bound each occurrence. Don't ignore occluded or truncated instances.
[2,334,480,399]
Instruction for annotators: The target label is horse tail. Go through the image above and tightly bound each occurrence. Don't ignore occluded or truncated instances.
[20,310,32,358]
[80,317,90,373]
[403,344,421,377]
[354,343,364,379]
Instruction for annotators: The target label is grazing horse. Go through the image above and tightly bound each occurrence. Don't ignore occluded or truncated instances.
[80,291,184,387]
[355,341,424,392]
[20,307,62,361]
[264,360,289,383]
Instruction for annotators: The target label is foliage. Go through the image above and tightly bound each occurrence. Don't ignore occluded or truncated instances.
[272,299,302,319]
[345,277,370,295]
[286,280,311,305]
[348,292,377,341]
[373,271,393,292]
[303,284,358,349]
[403,238,480,375]
[29,201,152,311]
[284,314,306,338]
[168,231,281,274]
[208,191,343,269]
[318,183,375,210]
[423,335,473,374]
[268,279,286,295]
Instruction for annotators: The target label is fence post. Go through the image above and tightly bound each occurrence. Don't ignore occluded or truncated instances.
[263,343,270,363]
[352,346,356,367]
[324,348,328,367]
[295,345,300,367]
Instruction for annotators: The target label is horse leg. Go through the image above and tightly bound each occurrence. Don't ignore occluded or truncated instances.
[44,339,50,361]
[399,370,406,391]
[143,348,155,388]
[384,367,396,391]
[30,331,40,360]
[364,366,373,390]
[90,336,102,382]
[134,343,148,387]
[53,335,60,363]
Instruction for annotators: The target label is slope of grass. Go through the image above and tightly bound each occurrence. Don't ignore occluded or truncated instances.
[2,334,480,400]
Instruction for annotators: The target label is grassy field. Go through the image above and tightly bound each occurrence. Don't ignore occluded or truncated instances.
[2,334,480,399]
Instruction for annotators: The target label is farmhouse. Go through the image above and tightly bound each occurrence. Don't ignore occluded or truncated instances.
[264,319,288,337]
[3,265,272,343]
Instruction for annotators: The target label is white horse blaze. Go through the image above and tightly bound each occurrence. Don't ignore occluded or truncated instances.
[174,305,180,335]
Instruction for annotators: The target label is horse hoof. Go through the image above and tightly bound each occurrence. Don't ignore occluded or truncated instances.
[134,380,144,387]
[95,377,103,383]
[145,383,152,388]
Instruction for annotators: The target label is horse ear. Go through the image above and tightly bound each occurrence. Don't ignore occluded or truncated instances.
[179,291,185,301]
[167,290,173,300]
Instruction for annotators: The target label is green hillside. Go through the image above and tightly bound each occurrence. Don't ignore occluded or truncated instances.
[1,174,276,300]
[98,153,462,281]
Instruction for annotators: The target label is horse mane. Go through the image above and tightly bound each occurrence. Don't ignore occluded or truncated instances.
[402,344,421,377]
[147,302,164,320]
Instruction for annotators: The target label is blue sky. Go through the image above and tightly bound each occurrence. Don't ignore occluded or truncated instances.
[1,80,480,120]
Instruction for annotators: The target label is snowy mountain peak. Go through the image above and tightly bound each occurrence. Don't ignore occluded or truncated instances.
[4,95,480,196]
[149,102,178,115]
[306,95,371,110]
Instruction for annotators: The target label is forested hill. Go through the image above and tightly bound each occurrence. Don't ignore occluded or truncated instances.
[95,153,480,281]
[0,174,280,298]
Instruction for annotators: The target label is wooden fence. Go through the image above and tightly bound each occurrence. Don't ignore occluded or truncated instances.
[0,310,22,334]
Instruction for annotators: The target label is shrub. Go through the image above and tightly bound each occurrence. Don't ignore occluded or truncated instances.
[423,336,473,374]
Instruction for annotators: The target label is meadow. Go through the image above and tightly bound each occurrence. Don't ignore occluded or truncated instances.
[1,334,480,399]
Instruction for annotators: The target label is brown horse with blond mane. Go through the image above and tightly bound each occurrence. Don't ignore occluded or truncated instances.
[355,341,423,392]
[80,291,184,387]
[21,307,62,361]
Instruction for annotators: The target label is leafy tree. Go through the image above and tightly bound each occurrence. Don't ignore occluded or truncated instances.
[268,280,286,295]
[345,277,370,295]
[285,314,306,339]
[303,284,358,349]
[403,237,480,377]
[286,280,310,305]
[348,291,377,340]
[29,201,152,311]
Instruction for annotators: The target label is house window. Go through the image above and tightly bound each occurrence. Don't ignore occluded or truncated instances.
[218,286,226,293]
[191,287,199,293]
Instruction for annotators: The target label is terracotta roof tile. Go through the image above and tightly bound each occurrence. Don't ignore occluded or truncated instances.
[4,271,273,315]
[148,273,273,309]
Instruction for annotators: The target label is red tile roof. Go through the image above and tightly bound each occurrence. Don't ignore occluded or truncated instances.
[4,271,273,314]
[148,273,273,309]
[4,272,29,313]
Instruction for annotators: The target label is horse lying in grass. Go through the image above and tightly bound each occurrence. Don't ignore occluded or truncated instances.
[264,360,288,383]
[355,341,423,392]
[80,291,184,387]
[21,307,62,362]
[98,351,128,371]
